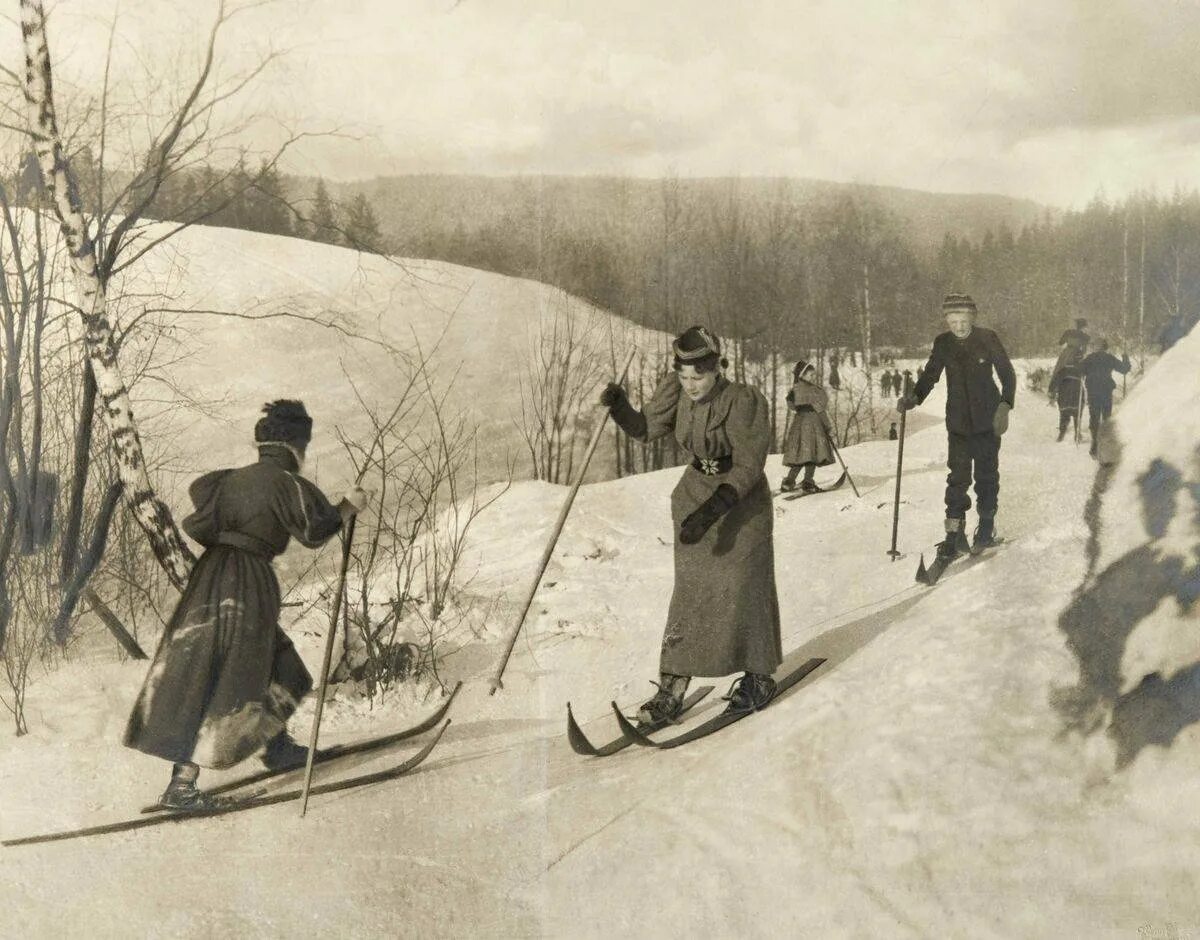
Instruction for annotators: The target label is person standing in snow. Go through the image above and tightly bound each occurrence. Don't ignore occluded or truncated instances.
[124,401,371,810]
[828,353,841,390]
[781,359,836,493]
[1048,330,1087,442]
[1058,317,1090,349]
[899,293,1016,557]
[902,368,915,396]
[599,326,782,723]
[1080,338,1131,457]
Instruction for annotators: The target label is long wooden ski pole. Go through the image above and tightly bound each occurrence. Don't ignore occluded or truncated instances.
[488,349,636,694]
[824,427,860,498]
[300,513,357,818]
[1080,379,1089,444]
[888,406,907,560]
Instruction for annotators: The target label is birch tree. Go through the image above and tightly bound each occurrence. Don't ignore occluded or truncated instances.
[19,0,194,589]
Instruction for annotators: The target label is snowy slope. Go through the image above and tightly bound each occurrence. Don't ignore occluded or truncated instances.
[105,223,664,500]
[3,357,1199,938]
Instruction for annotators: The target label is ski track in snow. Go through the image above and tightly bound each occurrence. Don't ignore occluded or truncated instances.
[3,358,1199,937]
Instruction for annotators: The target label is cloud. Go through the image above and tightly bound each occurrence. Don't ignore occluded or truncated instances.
[13,0,1200,206]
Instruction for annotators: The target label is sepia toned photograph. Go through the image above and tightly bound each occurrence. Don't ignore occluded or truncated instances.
[0,1,1198,936]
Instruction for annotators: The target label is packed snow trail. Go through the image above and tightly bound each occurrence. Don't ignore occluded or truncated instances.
[3,361,1199,937]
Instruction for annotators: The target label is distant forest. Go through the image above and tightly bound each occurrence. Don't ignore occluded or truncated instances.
[32,153,1198,363]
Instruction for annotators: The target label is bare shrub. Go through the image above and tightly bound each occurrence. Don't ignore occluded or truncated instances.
[327,359,507,705]
[517,292,608,483]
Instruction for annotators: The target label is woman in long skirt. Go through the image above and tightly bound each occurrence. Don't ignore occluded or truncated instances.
[600,326,782,723]
[781,359,835,493]
[123,400,369,809]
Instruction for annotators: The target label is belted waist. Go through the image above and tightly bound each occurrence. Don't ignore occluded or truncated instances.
[690,454,733,476]
[793,404,815,413]
[214,531,275,557]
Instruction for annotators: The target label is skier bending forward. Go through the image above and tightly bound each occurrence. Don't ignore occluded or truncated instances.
[899,293,1016,558]
[600,326,782,724]
[123,400,370,810]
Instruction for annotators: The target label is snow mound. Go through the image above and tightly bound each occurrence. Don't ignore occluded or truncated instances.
[1054,324,1200,769]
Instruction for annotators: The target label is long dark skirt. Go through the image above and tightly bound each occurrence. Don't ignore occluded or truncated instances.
[123,545,312,769]
[660,469,783,677]
[783,411,835,467]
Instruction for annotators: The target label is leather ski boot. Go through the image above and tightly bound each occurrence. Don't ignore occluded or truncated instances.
[724,672,777,713]
[636,673,690,726]
[159,762,221,812]
[937,517,970,560]
[260,730,309,771]
[973,515,998,552]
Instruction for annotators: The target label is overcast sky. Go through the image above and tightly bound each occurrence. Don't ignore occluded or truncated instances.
[21,0,1200,207]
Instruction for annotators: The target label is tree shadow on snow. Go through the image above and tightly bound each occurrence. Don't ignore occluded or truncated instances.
[1053,432,1200,767]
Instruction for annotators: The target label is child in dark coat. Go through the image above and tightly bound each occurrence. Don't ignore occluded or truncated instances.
[900,294,1016,556]
[781,360,835,493]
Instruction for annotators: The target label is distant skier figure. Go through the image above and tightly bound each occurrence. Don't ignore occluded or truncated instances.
[1048,330,1087,441]
[1058,317,1090,349]
[888,422,898,441]
[781,359,836,493]
[879,369,891,398]
[902,368,915,396]
[124,401,370,810]
[828,353,841,390]
[899,293,1016,557]
[600,326,781,724]
[1080,338,1131,457]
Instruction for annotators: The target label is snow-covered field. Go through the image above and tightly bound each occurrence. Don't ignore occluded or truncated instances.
[3,339,1198,937]
[107,223,665,504]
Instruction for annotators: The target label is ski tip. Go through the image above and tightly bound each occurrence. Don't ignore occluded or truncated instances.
[566,703,603,757]
[610,701,654,747]
[914,554,928,585]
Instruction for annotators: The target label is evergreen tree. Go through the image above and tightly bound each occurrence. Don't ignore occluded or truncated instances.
[308,178,339,244]
[343,192,383,252]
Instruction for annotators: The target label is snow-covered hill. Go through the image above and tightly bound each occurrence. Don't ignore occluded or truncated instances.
[3,349,1198,937]
[109,223,664,500]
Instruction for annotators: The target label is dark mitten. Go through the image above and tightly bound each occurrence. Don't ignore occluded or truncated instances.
[599,382,624,408]
[601,383,647,438]
[679,483,738,545]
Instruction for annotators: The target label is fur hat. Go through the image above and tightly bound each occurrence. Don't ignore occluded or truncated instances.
[793,359,815,381]
[1075,318,1088,328]
[941,293,977,315]
[254,400,312,448]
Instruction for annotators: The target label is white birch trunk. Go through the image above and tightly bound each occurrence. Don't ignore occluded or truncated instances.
[20,0,194,589]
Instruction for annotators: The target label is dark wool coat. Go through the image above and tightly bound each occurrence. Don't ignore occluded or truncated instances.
[632,373,782,678]
[124,451,343,768]
[912,328,1016,436]
[783,380,835,468]
[1048,344,1085,410]
[1081,351,1132,406]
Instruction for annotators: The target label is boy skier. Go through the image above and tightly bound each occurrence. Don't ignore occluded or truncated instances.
[899,293,1016,557]
[1080,338,1131,456]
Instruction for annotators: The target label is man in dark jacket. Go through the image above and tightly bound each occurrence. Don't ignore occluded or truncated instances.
[1059,318,1090,349]
[1080,338,1131,457]
[1048,333,1087,442]
[900,293,1016,556]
